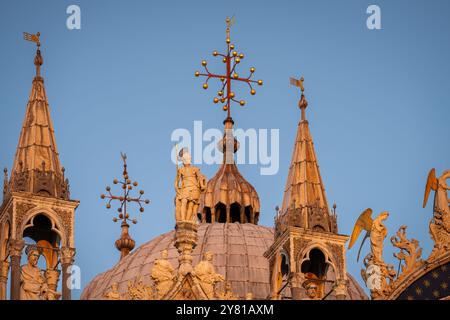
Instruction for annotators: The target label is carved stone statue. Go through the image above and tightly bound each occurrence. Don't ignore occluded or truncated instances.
[194,251,224,299]
[370,211,389,265]
[174,149,207,223]
[302,281,320,300]
[20,246,60,300]
[151,250,175,298]
[423,169,450,257]
[348,209,389,265]
[349,209,396,298]
[104,282,121,300]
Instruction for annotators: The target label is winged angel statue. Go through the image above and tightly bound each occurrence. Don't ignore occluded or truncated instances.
[423,168,450,257]
[348,209,395,296]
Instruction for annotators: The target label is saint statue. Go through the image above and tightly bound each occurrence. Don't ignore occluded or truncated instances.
[104,282,121,300]
[174,148,207,223]
[151,250,175,298]
[20,246,60,300]
[194,251,224,299]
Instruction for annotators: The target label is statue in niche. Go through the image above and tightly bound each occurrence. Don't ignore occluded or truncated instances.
[20,246,60,300]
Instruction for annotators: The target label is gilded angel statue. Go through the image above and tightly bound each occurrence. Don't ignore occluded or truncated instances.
[349,209,395,297]
[423,168,450,256]
[348,209,390,265]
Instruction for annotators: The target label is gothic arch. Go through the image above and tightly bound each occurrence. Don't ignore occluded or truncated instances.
[296,243,338,279]
[17,207,68,248]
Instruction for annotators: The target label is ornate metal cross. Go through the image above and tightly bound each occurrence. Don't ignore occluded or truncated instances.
[195,17,263,119]
[101,152,150,225]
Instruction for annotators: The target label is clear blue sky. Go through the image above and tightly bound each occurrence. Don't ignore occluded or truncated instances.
[1,0,449,298]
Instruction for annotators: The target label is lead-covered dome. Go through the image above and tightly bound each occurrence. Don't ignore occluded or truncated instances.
[81,223,273,299]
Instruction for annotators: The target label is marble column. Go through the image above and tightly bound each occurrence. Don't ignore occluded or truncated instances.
[0,260,10,300]
[9,239,25,300]
[60,247,76,300]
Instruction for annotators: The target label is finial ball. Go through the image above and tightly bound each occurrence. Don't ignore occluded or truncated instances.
[223,105,228,111]
[195,71,200,77]
[213,97,219,103]
[203,83,208,89]
[250,89,256,95]
[239,100,245,106]
[201,60,207,66]
[257,80,263,86]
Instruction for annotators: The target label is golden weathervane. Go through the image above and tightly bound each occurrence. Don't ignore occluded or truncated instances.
[195,17,263,119]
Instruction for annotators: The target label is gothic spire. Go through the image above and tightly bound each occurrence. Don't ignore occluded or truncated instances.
[278,77,337,233]
[8,32,69,199]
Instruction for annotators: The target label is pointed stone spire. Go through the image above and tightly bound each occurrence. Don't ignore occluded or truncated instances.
[8,36,69,199]
[278,77,337,233]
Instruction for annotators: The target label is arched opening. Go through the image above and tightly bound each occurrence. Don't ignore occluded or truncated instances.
[23,214,60,246]
[313,225,326,232]
[204,207,211,223]
[216,203,226,223]
[301,248,329,298]
[22,214,61,271]
[245,206,252,223]
[281,253,290,277]
[230,203,241,223]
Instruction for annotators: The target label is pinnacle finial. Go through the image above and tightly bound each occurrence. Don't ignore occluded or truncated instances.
[290,76,308,120]
[195,17,263,121]
[23,32,42,77]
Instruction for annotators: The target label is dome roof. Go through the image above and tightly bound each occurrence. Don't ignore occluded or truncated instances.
[200,162,260,212]
[81,223,367,300]
[82,223,273,299]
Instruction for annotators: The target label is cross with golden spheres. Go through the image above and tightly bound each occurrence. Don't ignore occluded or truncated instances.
[100,153,150,225]
[195,17,263,118]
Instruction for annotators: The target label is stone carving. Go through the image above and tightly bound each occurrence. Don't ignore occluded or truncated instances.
[125,277,153,300]
[360,253,396,299]
[390,226,423,279]
[302,281,320,300]
[423,169,450,259]
[20,246,60,300]
[104,282,121,300]
[216,281,238,300]
[349,209,396,299]
[194,251,224,299]
[151,250,175,298]
[14,202,36,237]
[174,148,207,223]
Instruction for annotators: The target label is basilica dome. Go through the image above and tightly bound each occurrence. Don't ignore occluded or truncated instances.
[81,223,367,300]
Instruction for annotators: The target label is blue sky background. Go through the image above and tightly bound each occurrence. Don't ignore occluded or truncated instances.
[1,0,449,299]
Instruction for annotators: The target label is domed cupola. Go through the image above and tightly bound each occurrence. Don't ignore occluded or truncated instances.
[198,117,260,224]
